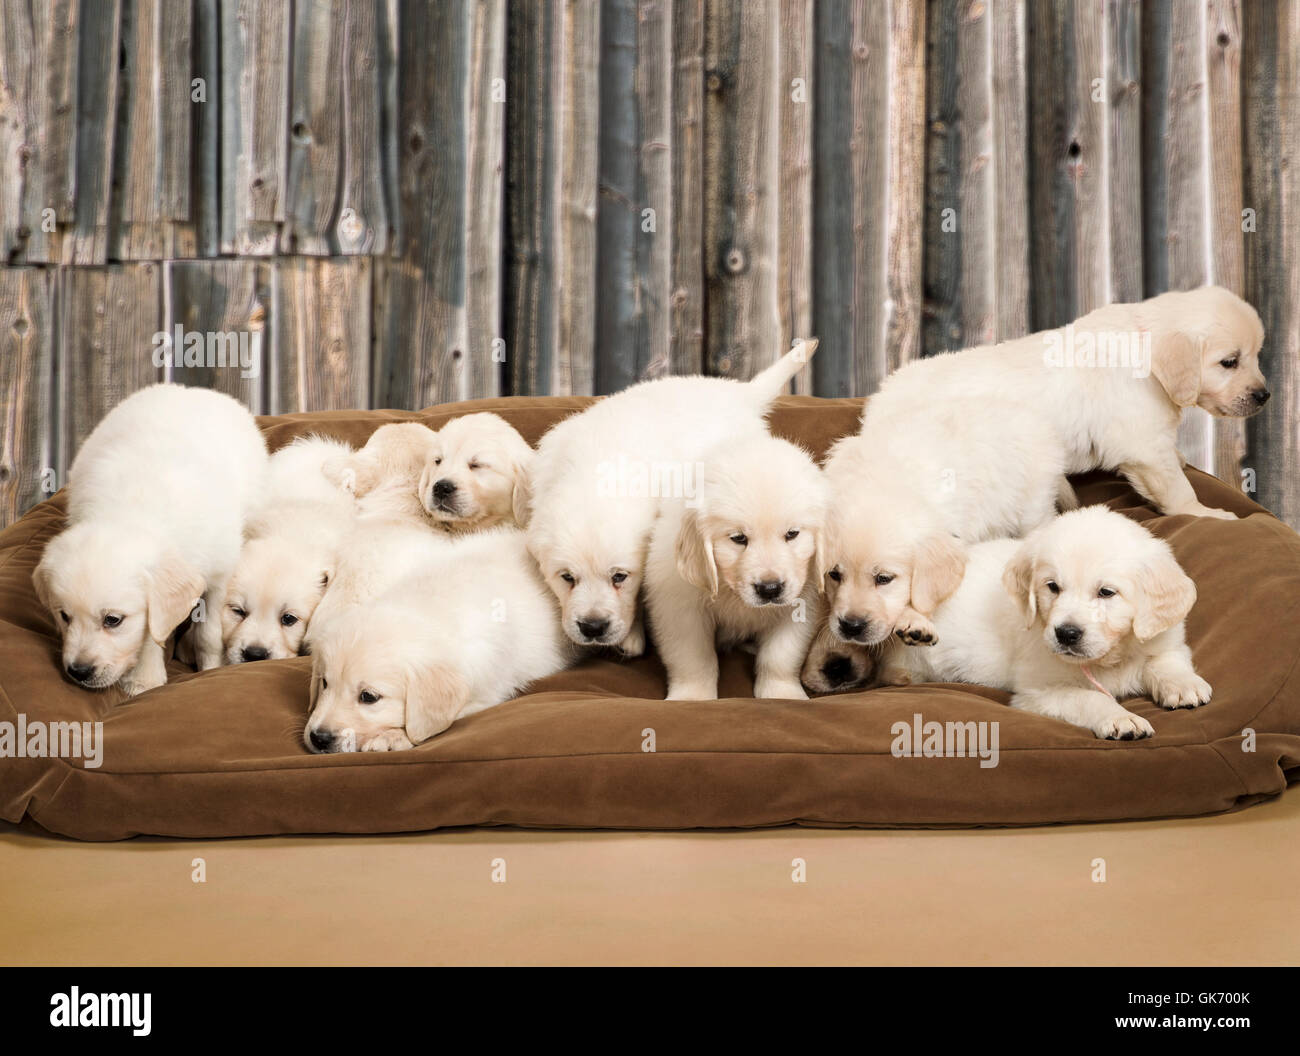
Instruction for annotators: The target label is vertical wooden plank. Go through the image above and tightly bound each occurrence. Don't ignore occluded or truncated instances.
[0,0,41,262]
[505,0,600,396]
[669,0,705,377]
[67,0,121,265]
[112,0,194,259]
[59,264,164,469]
[193,0,222,258]
[272,257,371,413]
[42,0,80,229]
[1026,0,1071,329]
[1242,0,1300,527]
[0,269,55,525]
[335,0,389,255]
[1107,0,1143,304]
[221,0,290,256]
[703,0,781,381]
[165,260,269,410]
[922,0,963,355]
[778,0,813,391]
[375,0,505,409]
[814,0,923,395]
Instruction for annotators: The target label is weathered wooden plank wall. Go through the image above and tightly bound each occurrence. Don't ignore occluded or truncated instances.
[0,0,1297,529]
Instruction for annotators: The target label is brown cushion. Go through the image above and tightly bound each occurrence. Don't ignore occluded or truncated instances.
[1,396,1297,840]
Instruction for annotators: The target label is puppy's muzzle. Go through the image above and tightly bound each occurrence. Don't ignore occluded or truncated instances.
[1053,623,1085,653]
[308,728,336,753]
[576,616,611,641]
[430,478,460,513]
[1252,387,1271,407]
[240,645,269,663]
[821,654,859,688]
[65,660,96,685]
[752,578,785,604]
[836,616,869,642]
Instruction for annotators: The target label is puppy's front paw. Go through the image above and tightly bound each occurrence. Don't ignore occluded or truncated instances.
[618,624,646,659]
[361,730,415,752]
[1183,503,1237,521]
[1152,673,1212,710]
[894,613,937,646]
[1095,711,1155,741]
[754,678,808,701]
[119,671,167,698]
[665,682,718,701]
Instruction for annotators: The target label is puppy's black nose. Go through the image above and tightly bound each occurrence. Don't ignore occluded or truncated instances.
[309,729,335,752]
[821,655,856,687]
[1253,388,1271,406]
[1055,623,1083,646]
[241,645,269,662]
[753,579,784,602]
[577,617,610,640]
[837,616,868,641]
[65,661,94,684]
[432,478,457,499]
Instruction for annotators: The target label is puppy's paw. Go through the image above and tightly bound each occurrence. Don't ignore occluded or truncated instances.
[754,678,808,701]
[894,613,937,646]
[1182,503,1237,521]
[361,730,415,752]
[1152,672,1212,710]
[1094,711,1155,741]
[875,663,914,687]
[119,671,167,698]
[665,682,718,701]
[618,624,646,659]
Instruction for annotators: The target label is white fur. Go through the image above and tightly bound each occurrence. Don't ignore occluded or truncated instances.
[645,437,827,700]
[523,340,819,655]
[33,384,268,696]
[304,528,578,752]
[879,507,1210,740]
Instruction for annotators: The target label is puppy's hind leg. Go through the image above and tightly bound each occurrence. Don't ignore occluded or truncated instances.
[193,579,227,671]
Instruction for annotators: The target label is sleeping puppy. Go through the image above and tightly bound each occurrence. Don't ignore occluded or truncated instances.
[870,286,1267,520]
[523,340,818,658]
[33,384,268,696]
[802,396,1071,694]
[304,529,578,752]
[221,435,358,664]
[878,506,1210,740]
[324,421,440,525]
[645,437,826,700]
[418,412,533,533]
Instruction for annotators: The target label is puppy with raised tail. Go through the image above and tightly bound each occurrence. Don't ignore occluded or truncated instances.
[33,384,269,696]
[878,506,1210,740]
[304,528,578,753]
[523,340,818,659]
[645,437,827,700]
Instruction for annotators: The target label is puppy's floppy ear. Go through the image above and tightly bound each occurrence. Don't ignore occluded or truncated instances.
[146,552,206,644]
[910,534,967,615]
[1001,539,1039,628]
[417,456,438,515]
[1131,547,1197,642]
[1149,329,1203,408]
[675,506,719,596]
[308,655,324,711]
[511,467,533,528]
[32,554,56,615]
[404,662,469,745]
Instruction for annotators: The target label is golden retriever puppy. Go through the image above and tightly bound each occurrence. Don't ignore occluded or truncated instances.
[523,340,818,657]
[418,412,533,533]
[304,529,577,753]
[870,286,1267,521]
[645,437,826,700]
[879,506,1210,740]
[221,436,357,664]
[323,422,439,525]
[33,384,268,696]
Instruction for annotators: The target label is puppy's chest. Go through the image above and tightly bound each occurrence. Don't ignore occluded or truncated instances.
[710,591,788,645]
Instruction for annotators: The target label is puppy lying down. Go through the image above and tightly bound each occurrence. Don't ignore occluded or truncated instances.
[876,506,1210,740]
[304,528,578,753]
[645,436,826,700]
[221,435,358,664]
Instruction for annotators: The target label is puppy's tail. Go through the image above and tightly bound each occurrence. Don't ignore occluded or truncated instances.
[744,338,819,408]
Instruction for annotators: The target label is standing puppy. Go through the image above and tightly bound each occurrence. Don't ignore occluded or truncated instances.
[33,384,268,696]
[645,437,827,700]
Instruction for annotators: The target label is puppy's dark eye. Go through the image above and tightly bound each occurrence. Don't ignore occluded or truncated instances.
[320,677,328,690]
[433,457,442,465]
[1046,581,1060,595]
[730,533,748,546]
[874,573,894,586]
[469,460,484,471]
[559,572,575,585]
[611,571,628,585]
[785,529,800,541]
[102,614,123,629]
[281,613,299,627]
[828,568,843,583]
[1098,586,1117,598]
[1220,356,1239,369]
[359,690,379,705]
[59,610,71,624]
[231,606,247,620]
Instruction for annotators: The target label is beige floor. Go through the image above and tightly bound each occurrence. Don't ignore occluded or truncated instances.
[2,789,1297,966]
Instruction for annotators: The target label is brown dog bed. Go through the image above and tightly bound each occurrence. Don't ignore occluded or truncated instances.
[1,396,1297,841]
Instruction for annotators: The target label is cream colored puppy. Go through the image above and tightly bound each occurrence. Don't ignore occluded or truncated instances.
[324,422,439,525]
[523,341,818,657]
[33,384,268,696]
[880,506,1210,740]
[870,286,1267,521]
[304,529,577,753]
[419,412,533,533]
[221,435,357,664]
[645,437,826,700]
